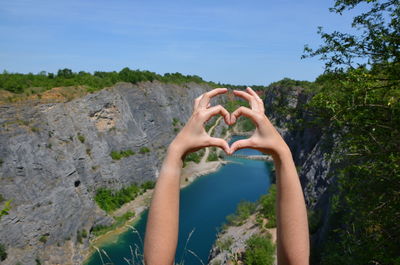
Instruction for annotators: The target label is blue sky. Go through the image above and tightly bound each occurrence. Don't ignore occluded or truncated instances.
[0,0,363,85]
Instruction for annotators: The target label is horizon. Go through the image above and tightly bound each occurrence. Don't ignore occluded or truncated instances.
[0,0,366,85]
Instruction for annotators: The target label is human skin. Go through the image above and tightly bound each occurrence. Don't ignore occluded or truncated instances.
[144,87,309,265]
[143,88,231,265]
[230,87,310,265]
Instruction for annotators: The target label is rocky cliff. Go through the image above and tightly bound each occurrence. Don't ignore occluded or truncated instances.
[264,83,337,249]
[0,81,225,265]
[208,83,337,264]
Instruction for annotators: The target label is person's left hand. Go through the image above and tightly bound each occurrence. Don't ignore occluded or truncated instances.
[170,88,232,159]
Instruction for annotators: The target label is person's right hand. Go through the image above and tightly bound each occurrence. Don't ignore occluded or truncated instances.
[229,87,290,157]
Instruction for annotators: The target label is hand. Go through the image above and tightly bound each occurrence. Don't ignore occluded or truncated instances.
[229,87,290,156]
[170,88,231,159]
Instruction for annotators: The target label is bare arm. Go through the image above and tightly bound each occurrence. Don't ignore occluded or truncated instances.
[144,88,231,265]
[230,87,309,265]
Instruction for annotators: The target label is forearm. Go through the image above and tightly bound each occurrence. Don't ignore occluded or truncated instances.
[144,145,183,265]
[273,147,309,265]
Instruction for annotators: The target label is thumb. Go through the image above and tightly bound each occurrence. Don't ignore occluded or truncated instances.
[229,138,253,154]
[208,137,230,154]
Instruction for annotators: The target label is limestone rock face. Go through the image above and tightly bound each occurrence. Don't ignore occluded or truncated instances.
[264,84,337,248]
[0,81,226,265]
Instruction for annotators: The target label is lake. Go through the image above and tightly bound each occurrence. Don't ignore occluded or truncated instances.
[85,136,272,265]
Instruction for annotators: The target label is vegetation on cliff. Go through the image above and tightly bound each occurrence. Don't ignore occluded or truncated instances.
[302,0,400,264]
[94,181,155,213]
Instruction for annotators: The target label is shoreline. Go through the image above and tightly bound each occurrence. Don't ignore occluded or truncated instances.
[83,120,237,263]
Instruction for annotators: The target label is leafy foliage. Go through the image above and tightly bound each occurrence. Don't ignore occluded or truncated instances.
[0,200,12,221]
[226,201,257,226]
[139,147,150,154]
[206,152,218,162]
[243,234,275,265]
[110,149,135,160]
[303,0,400,71]
[258,185,277,228]
[0,68,217,95]
[94,184,141,212]
[303,1,400,264]
[140,181,156,191]
[0,243,7,261]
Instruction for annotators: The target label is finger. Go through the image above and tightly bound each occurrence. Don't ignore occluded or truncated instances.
[199,88,228,108]
[246,87,264,110]
[208,137,230,154]
[207,103,211,108]
[246,87,261,100]
[233,90,258,110]
[229,138,253,154]
[193,95,203,110]
[230,106,259,125]
[205,105,231,125]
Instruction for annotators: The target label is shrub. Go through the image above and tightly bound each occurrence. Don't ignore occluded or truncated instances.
[77,134,85,143]
[39,234,49,243]
[139,147,150,154]
[184,151,202,164]
[207,152,218,162]
[140,181,155,191]
[244,234,275,265]
[172,118,180,126]
[226,201,256,226]
[110,149,135,160]
[95,184,140,212]
[258,185,277,228]
[0,243,7,261]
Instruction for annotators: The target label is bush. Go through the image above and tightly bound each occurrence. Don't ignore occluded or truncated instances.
[110,149,135,160]
[139,147,150,154]
[207,152,218,162]
[244,234,275,265]
[39,234,49,243]
[95,184,140,212]
[226,201,256,226]
[77,134,85,143]
[0,243,7,261]
[258,185,276,228]
[184,151,203,164]
[77,229,88,244]
[140,181,155,191]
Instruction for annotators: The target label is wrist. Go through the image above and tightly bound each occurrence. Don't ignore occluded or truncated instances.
[271,144,292,162]
[167,140,186,161]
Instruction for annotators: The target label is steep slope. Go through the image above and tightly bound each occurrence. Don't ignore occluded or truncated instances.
[208,82,337,264]
[0,81,226,265]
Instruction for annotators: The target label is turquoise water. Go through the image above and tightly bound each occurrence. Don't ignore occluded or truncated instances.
[86,136,272,265]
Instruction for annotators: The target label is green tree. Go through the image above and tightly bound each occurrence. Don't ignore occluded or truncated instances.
[303,1,400,264]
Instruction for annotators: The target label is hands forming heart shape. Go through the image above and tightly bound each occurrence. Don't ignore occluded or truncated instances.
[171,87,289,159]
